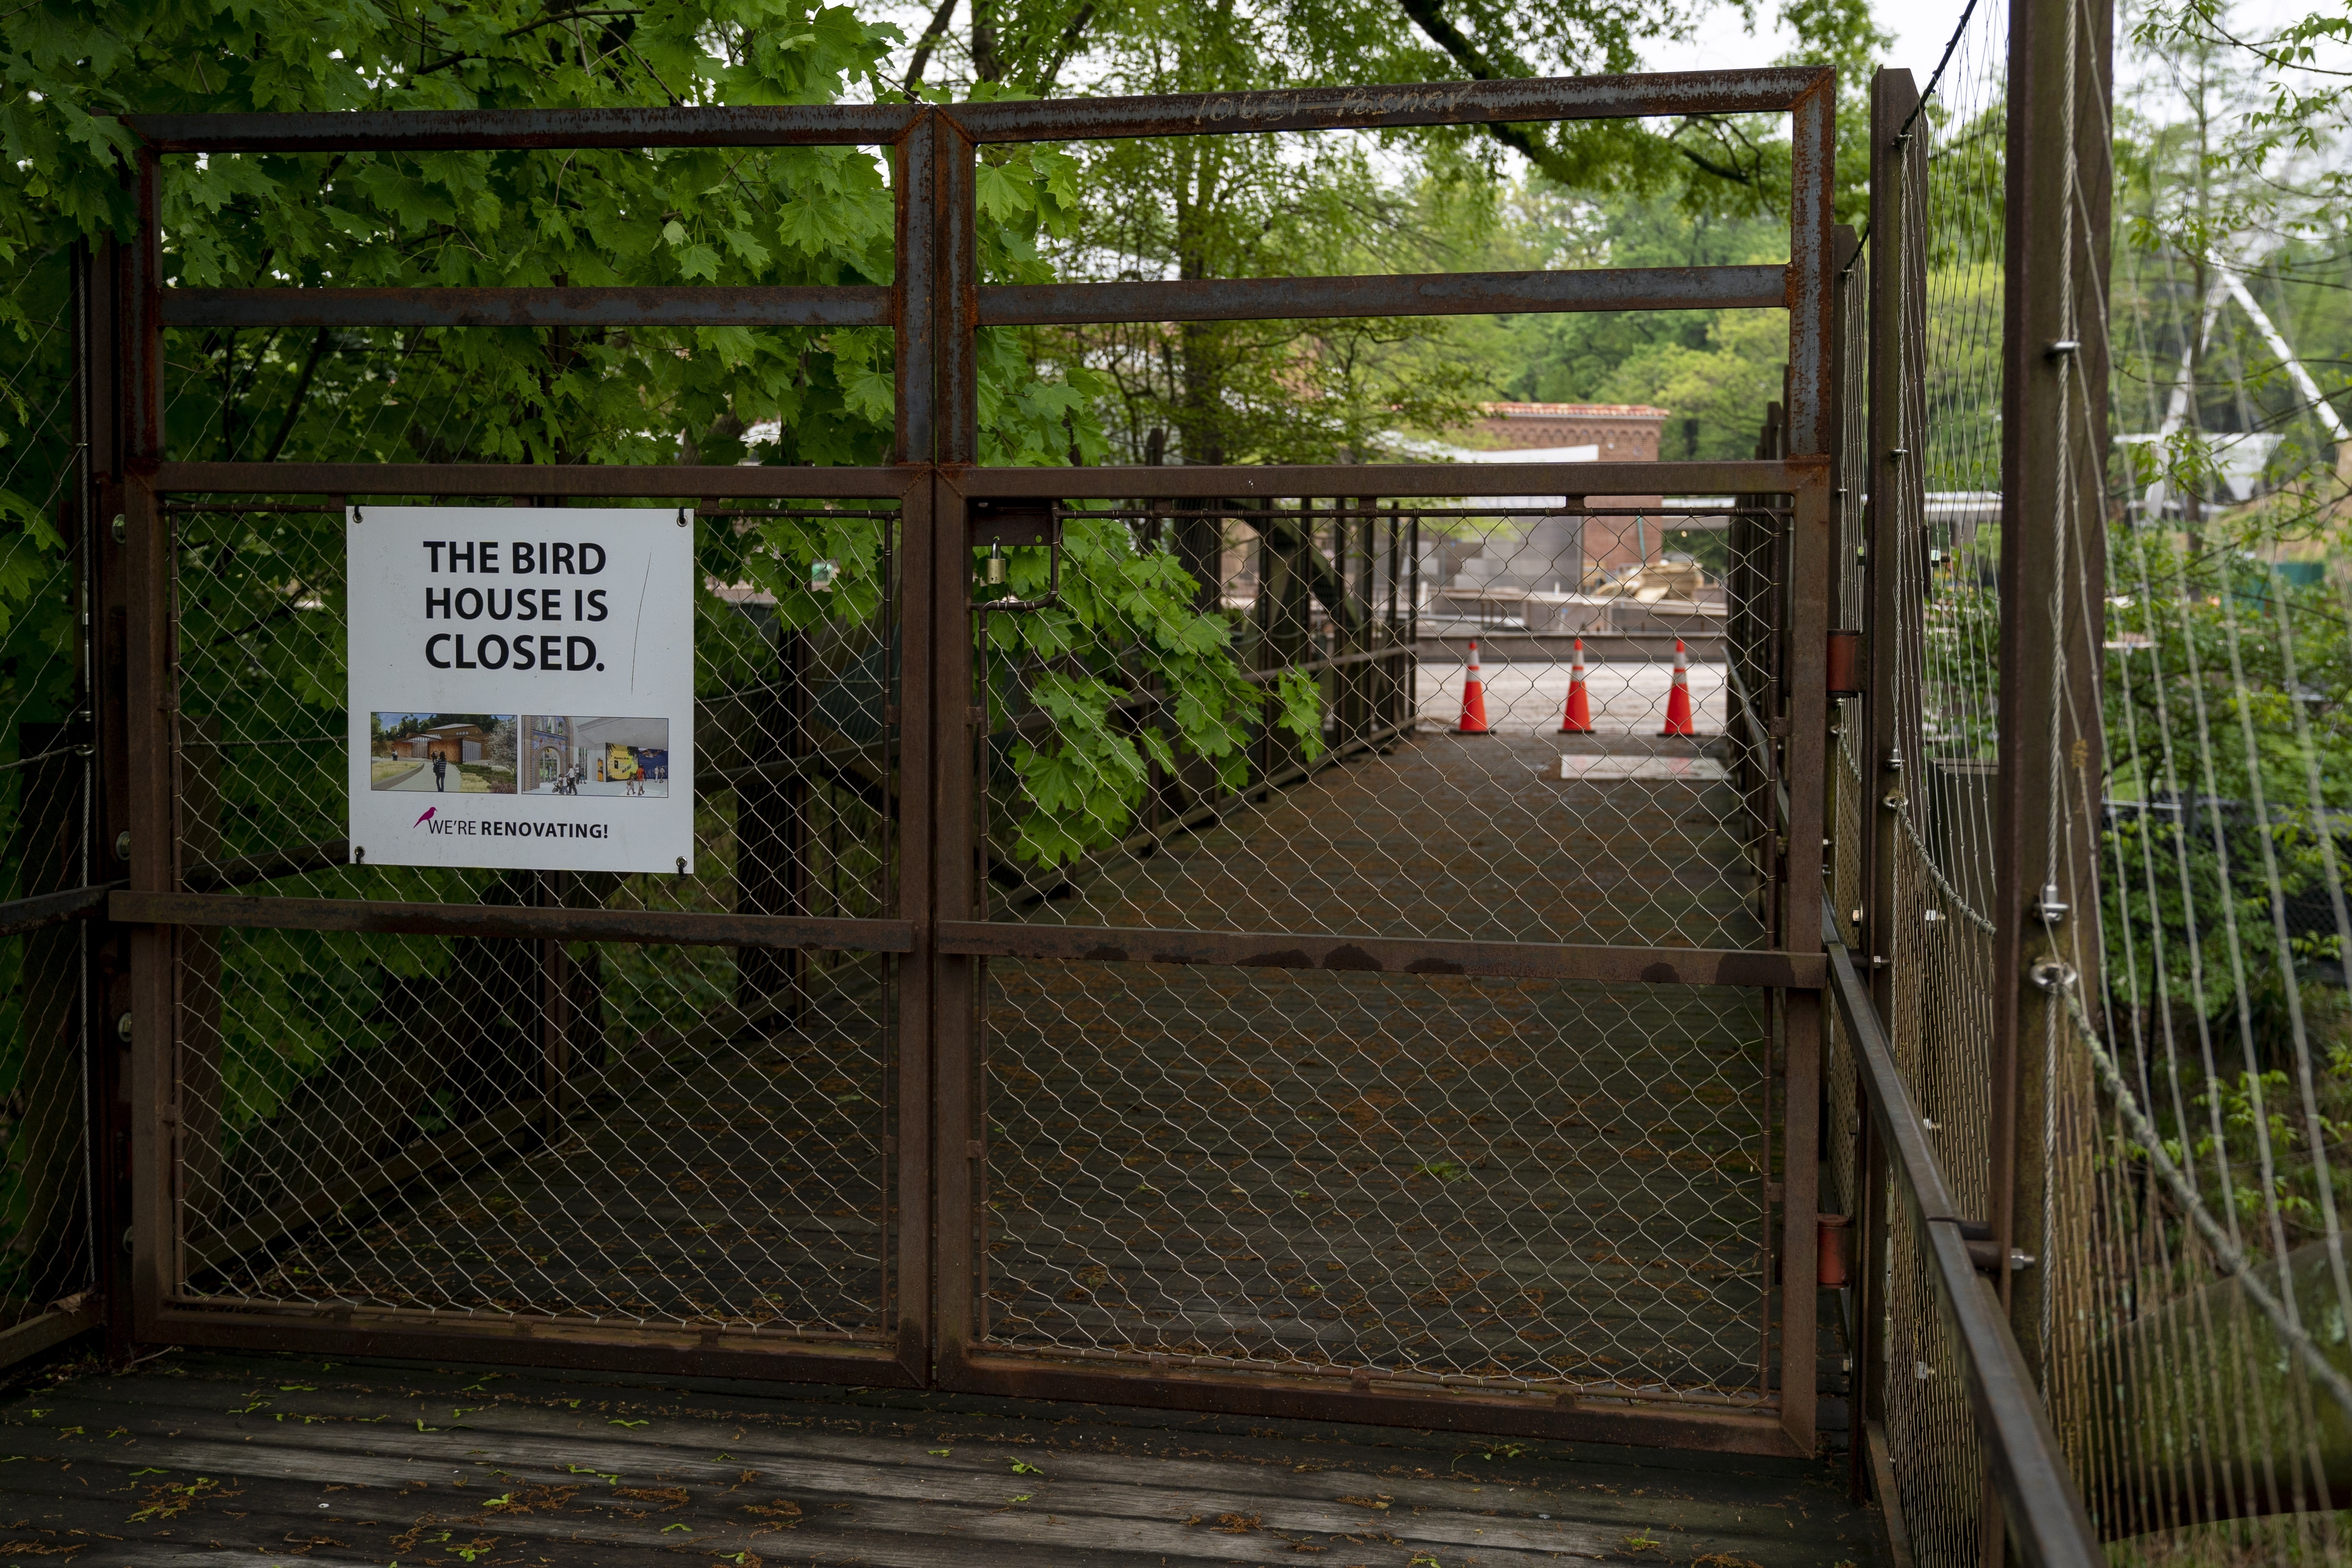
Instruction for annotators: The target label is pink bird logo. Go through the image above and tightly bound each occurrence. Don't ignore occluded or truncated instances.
[412,806,437,828]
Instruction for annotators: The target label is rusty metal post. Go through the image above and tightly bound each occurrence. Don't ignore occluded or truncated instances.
[1770,70,1838,1461]
[123,146,176,1342]
[931,110,983,1384]
[1780,463,1834,1458]
[1993,0,2110,1397]
[893,110,940,1381]
[1784,76,1837,464]
[1856,64,1927,1507]
[78,233,136,1355]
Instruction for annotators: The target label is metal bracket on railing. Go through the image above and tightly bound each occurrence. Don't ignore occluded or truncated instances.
[2029,957,2077,992]
[2032,882,2069,928]
[1964,1237,2039,1274]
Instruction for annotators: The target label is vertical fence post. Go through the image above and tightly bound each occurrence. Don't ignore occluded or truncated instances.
[1775,68,1838,1459]
[77,233,134,1355]
[1997,0,2111,1382]
[931,111,982,1386]
[123,145,176,1342]
[1859,64,1927,1508]
[893,109,940,1383]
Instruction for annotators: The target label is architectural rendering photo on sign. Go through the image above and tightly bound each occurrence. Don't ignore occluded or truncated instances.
[344,507,696,873]
[370,712,518,794]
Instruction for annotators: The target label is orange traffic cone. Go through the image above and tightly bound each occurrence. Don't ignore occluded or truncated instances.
[1659,638,1697,737]
[1559,637,1594,734]
[1456,640,1492,735]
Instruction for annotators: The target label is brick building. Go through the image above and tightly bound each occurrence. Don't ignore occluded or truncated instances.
[1467,402,1670,460]
[1445,403,1673,577]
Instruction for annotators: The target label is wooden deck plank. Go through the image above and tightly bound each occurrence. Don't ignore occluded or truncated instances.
[0,1350,1879,1566]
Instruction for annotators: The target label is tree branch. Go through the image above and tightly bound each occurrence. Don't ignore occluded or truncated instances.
[1389,0,1586,184]
[1392,0,1759,191]
[263,327,333,464]
[415,6,642,76]
[1033,2,1095,97]
[902,0,958,98]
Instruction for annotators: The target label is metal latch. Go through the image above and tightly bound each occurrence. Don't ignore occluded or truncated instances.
[970,498,1061,614]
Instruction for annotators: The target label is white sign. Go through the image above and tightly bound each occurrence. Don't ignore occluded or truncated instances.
[346,506,696,874]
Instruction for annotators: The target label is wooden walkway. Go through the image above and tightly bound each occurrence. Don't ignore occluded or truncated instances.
[0,1348,1882,1566]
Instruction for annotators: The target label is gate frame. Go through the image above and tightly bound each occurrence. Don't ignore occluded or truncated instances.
[91,67,1838,1458]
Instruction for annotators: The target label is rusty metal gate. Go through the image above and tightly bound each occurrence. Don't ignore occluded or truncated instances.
[88,68,1839,1457]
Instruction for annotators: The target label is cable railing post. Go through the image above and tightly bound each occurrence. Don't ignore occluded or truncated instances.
[1997,0,2110,1381]
[123,145,175,1346]
[1988,0,2117,1553]
[1859,62,1927,1512]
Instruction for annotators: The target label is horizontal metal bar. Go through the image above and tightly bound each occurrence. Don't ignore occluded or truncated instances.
[112,890,914,952]
[154,462,916,499]
[939,920,1823,988]
[125,104,919,152]
[159,460,1816,504]
[1083,504,1780,520]
[184,838,347,894]
[978,265,1787,325]
[950,458,1825,501]
[146,1303,917,1387]
[0,1296,101,1374]
[943,1354,1801,1455]
[126,74,1827,156]
[0,883,115,938]
[944,69,1831,142]
[1820,902,2101,1568]
[165,286,893,330]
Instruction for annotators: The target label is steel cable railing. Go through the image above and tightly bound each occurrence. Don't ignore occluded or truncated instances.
[1822,899,2102,1568]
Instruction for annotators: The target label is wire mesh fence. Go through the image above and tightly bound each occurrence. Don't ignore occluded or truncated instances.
[2049,437,2352,1552]
[973,495,1780,946]
[966,485,1796,1407]
[0,253,95,1334]
[159,495,905,1335]
[1864,4,2014,1560]
[174,927,898,1335]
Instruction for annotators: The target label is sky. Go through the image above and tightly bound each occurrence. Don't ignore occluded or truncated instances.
[1639,0,1977,81]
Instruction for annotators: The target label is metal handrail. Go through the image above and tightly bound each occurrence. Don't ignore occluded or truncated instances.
[1819,897,2100,1568]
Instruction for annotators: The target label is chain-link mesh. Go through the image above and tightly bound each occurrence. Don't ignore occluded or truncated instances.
[162,498,902,1336]
[174,929,896,1335]
[967,487,1789,1406]
[1867,4,2011,1557]
[979,962,1770,1403]
[976,497,1778,945]
[0,255,94,1333]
